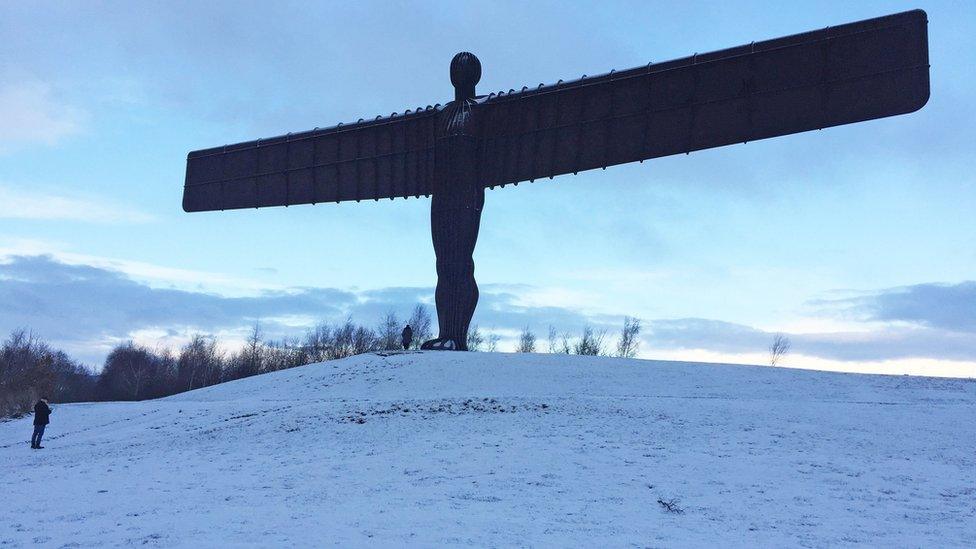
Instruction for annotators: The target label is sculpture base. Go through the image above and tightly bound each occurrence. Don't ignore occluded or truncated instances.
[420,338,461,351]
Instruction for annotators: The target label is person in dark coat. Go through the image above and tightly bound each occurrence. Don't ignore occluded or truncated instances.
[401,324,413,350]
[31,398,52,449]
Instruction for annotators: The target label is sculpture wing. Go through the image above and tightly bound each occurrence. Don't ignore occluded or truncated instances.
[478,9,929,188]
[183,108,440,212]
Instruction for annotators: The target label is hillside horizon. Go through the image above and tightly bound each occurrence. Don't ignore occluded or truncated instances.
[3,351,973,546]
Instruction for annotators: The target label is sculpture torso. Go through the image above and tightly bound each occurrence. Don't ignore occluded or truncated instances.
[432,98,483,211]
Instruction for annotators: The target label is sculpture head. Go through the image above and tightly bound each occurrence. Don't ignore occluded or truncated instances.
[450,52,481,101]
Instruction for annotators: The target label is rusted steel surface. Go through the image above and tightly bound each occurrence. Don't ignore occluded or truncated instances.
[183,10,927,213]
[182,107,440,212]
[479,9,929,188]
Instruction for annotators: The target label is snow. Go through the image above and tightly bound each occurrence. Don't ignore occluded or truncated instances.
[1,351,974,546]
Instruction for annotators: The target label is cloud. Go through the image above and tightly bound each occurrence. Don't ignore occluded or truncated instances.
[0,255,344,363]
[851,282,976,333]
[645,318,769,353]
[0,255,354,344]
[793,327,976,363]
[811,281,976,334]
[0,242,280,298]
[0,184,155,223]
[0,81,87,152]
[2,255,974,369]
[642,317,976,363]
[0,255,605,365]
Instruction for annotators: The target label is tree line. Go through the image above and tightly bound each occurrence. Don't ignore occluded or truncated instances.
[1,305,643,418]
[510,317,641,358]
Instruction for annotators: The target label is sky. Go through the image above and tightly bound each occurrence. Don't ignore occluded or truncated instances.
[1,0,973,377]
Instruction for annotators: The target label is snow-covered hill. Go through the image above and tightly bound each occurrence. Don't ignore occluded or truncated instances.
[2,352,974,546]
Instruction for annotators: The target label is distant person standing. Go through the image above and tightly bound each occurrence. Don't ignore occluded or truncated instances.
[401,324,413,350]
[31,397,52,450]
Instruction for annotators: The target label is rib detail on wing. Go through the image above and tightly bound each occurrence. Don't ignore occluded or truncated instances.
[183,108,439,212]
[478,9,929,188]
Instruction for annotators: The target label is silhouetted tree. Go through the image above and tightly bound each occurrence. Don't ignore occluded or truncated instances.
[574,326,607,356]
[407,304,433,349]
[302,324,334,363]
[615,317,641,358]
[331,319,356,359]
[377,311,401,351]
[353,325,379,355]
[466,325,484,351]
[150,348,179,397]
[769,333,791,366]
[0,330,55,417]
[47,350,97,403]
[99,343,175,401]
[486,331,501,352]
[230,322,266,379]
[516,326,536,353]
[559,332,573,354]
[264,337,308,371]
[178,335,223,390]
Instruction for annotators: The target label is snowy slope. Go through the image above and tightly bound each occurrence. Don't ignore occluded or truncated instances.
[1,352,974,547]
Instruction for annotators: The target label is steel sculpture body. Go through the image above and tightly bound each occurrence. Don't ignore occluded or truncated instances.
[183,10,929,350]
